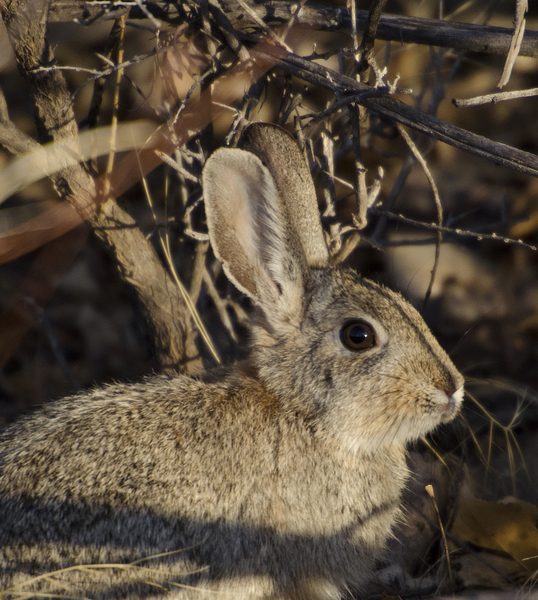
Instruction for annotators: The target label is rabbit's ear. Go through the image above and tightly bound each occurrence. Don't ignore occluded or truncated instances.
[203,148,306,316]
[240,123,329,268]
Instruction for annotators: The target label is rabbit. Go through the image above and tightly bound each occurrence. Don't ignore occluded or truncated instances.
[0,122,464,600]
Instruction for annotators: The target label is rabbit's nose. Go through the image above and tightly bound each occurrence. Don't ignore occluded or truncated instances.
[435,385,464,419]
[452,385,465,405]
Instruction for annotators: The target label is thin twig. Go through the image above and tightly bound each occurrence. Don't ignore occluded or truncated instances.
[131,0,162,28]
[189,241,210,304]
[454,86,538,107]
[370,156,414,243]
[320,128,337,218]
[233,0,291,50]
[498,0,527,88]
[395,124,442,311]
[370,209,538,252]
[202,270,238,343]
[156,150,200,183]
[348,107,368,229]
[425,484,454,593]
[347,0,388,232]
[224,76,266,147]
[208,0,250,62]
[32,49,157,79]
[139,172,221,365]
[102,14,127,202]
[356,0,388,79]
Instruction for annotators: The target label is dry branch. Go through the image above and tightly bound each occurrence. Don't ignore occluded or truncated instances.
[0,89,41,155]
[268,50,538,178]
[47,0,538,58]
[497,0,527,88]
[454,87,538,107]
[0,0,202,373]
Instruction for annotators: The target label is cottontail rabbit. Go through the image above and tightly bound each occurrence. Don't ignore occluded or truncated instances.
[0,123,464,600]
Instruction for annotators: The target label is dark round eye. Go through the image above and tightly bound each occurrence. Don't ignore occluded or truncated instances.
[340,321,376,351]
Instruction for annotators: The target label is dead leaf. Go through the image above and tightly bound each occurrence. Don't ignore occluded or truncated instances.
[451,496,538,573]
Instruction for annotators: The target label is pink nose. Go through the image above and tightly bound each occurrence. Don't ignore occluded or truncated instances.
[437,385,464,418]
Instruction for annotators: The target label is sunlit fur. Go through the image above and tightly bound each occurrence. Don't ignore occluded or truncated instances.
[253,268,463,455]
[0,124,464,600]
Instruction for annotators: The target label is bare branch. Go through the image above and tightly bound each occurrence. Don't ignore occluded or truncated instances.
[371,209,538,253]
[0,104,40,155]
[356,0,388,78]
[263,49,538,178]
[498,0,527,88]
[208,0,250,62]
[453,87,538,107]
[396,124,442,311]
[0,0,202,373]
[47,0,538,58]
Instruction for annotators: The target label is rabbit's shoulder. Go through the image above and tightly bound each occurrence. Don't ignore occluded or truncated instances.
[0,370,275,493]
[0,368,268,439]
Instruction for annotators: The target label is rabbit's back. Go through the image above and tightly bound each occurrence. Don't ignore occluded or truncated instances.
[0,122,464,599]
[0,370,407,599]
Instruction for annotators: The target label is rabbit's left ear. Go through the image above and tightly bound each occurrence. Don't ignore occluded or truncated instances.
[203,147,307,322]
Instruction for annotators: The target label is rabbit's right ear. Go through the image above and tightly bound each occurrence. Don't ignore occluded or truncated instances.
[240,123,329,269]
[203,148,308,321]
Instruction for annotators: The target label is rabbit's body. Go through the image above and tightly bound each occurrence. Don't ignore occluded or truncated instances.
[1,366,406,599]
[0,124,464,599]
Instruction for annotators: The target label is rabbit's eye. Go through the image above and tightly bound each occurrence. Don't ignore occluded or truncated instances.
[340,321,376,351]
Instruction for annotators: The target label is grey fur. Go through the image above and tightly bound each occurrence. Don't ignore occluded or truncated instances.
[0,123,464,600]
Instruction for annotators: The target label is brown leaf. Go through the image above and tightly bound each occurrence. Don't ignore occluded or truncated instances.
[451,496,538,572]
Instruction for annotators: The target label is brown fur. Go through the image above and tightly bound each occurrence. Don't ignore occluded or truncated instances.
[0,124,463,599]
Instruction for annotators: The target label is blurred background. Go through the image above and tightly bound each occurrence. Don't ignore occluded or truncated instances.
[0,0,538,566]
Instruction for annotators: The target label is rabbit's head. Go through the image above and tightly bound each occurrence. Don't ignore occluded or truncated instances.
[203,123,463,454]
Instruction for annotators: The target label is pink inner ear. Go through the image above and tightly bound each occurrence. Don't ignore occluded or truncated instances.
[203,149,285,304]
[222,175,260,261]
[203,146,310,321]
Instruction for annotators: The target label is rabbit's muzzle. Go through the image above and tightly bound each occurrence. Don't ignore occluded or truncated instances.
[434,385,464,422]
